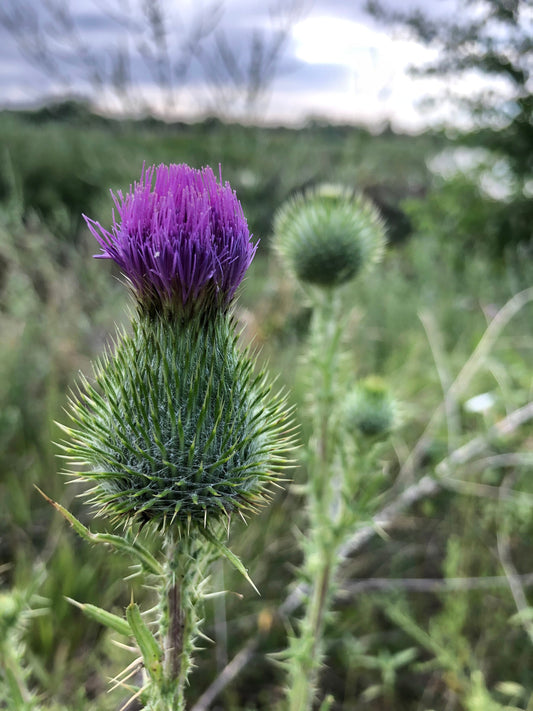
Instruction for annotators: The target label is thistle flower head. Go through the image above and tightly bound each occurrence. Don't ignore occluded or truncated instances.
[61,316,294,534]
[84,163,256,319]
[343,376,395,438]
[65,163,293,535]
[273,184,386,288]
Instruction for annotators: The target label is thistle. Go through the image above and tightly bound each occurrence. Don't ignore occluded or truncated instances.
[0,573,47,711]
[274,184,388,711]
[64,162,291,532]
[273,184,385,289]
[57,163,293,710]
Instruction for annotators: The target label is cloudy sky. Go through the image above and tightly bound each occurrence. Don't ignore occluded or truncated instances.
[0,0,465,130]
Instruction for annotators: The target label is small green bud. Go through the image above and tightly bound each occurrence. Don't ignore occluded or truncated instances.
[343,376,395,438]
[273,184,386,288]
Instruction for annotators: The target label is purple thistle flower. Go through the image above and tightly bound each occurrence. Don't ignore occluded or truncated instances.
[84,163,257,319]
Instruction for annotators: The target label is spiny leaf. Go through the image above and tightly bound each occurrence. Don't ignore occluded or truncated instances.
[35,487,162,575]
[126,602,163,683]
[200,528,259,595]
[66,597,131,637]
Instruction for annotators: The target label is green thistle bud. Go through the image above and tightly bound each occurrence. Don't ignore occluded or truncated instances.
[273,184,386,288]
[343,376,395,438]
[61,314,292,533]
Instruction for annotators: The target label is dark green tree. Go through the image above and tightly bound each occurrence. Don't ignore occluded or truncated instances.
[368,0,533,253]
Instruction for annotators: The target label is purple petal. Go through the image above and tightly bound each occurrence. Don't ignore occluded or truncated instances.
[84,164,255,319]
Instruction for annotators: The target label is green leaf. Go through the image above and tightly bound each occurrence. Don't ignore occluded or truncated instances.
[66,597,131,637]
[494,681,526,699]
[35,487,162,576]
[200,528,259,595]
[126,602,162,682]
[509,607,533,625]
[4,667,26,709]
[94,533,162,577]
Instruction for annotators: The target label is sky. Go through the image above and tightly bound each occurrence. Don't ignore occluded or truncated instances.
[0,0,468,131]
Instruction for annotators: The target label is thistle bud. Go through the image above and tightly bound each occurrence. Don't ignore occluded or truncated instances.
[62,163,293,534]
[63,315,291,532]
[343,376,395,438]
[273,184,385,288]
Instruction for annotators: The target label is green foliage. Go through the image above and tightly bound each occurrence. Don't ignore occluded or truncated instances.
[403,169,533,256]
[0,104,445,252]
[0,572,47,710]
[367,0,533,253]
[0,115,112,238]
[0,199,137,708]
[404,172,498,256]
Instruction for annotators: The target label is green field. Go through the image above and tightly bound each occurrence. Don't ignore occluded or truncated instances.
[1,102,532,710]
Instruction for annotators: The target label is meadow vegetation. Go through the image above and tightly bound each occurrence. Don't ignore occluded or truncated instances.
[1,102,532,710]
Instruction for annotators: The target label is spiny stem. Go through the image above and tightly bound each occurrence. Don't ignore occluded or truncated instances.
[285,291,345,711]
[164,578,184,683]
[154,536,195,711]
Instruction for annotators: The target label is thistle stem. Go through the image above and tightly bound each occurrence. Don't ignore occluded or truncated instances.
[285,290,345,711]
[287,558,333,711]
[152,536,197,711]
[164,577,185,684]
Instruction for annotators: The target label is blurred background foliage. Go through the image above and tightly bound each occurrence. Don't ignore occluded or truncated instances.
[1,100,532,710]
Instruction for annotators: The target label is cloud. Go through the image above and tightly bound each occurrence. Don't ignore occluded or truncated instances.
[0,0,465,128]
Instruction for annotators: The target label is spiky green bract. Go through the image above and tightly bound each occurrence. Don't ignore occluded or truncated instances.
[273,184,386,288]
[60,313,292,534]
[344,376,395,438]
